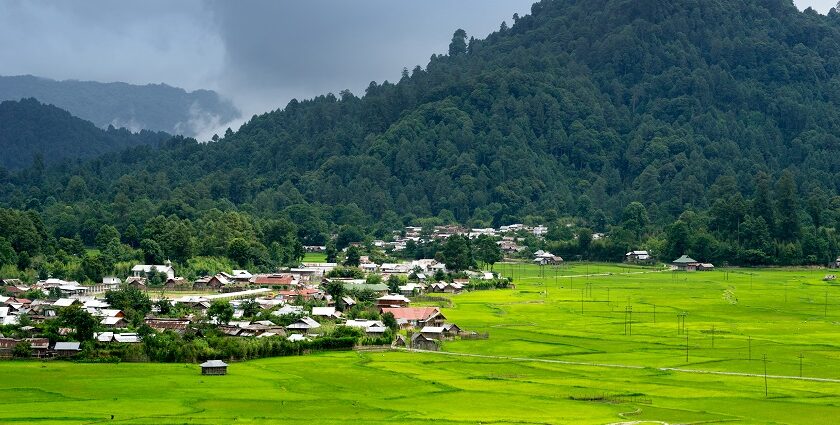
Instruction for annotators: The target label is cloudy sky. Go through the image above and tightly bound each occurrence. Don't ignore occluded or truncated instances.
[0,0,834,121]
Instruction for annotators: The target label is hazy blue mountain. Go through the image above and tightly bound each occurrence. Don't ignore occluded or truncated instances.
[0,98,170,169]
[0,75,239,137]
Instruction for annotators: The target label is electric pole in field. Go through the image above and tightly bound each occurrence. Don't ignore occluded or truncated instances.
[763,354,768,397]
[798,352,804,378]
[624,305,633,336]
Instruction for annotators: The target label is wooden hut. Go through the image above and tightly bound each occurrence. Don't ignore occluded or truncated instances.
[200,360,228,375]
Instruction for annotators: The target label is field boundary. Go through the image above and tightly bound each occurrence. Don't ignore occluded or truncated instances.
[401,349,840,384]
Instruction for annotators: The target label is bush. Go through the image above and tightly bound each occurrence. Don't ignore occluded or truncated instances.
[12,340,32,358]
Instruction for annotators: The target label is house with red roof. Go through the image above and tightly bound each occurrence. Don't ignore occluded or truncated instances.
[381,307,445,329]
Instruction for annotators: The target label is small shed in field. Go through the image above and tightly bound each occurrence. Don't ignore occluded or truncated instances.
[200,360,228,375]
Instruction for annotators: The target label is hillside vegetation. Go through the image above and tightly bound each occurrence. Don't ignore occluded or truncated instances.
[0,98,169,169]
[2,0,840,269]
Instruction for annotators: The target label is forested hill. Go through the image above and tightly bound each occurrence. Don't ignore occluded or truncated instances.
[3,0,840,267]
[0,75,240,137]
[220,0,840,225]
[0,98,170,169]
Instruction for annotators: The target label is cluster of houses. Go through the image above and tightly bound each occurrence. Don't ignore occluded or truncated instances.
[0,294,135,358]
[0,254,483,357]
[303,223,552,254]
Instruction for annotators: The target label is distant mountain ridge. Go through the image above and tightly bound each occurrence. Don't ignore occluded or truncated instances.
[0,98,170,169]
[0,75,240,137]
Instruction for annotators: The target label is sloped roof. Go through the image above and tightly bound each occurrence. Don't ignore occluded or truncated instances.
[200,360,228,368]
[54,341,80,350]
[673,255,698,264]
[381,307,441,321]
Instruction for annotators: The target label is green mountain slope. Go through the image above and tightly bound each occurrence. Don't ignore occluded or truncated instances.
[0,98,170,169]
[2,0,840,267]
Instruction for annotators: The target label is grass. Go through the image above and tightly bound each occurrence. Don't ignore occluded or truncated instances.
[302,252,328,263]
[3,262,840,423]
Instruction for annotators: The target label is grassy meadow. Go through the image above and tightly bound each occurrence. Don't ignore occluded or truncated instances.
[2,262,840,424]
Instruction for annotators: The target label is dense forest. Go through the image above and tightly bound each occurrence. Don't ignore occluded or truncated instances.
[0,98,170,169]
[2,0,840,279]
[0,75,240,138]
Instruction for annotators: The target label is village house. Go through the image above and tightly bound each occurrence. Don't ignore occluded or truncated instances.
[381,307,445,328]
[376,294,410,308]
[145,318,191,334]
[200,360,228,375]
[102,276,122,290]
[625,250,652,263]
[533,250,563,265]
[672,255,699,271]
[173,296,211,311]
[420,326,445,339]
[131,262,176,280]
[100,316,127,328]
[272,305,304,317]
[95,332,141,343]
[398,282,424,296]
[442,323,462,337]
[429,282,464,294]
[311,306,342,320]
[53,341,81,357]
[276,287,322,302]
[345,319,387,336]
[193,274,231,290]
[124,276,147,289]
[252,274,298,290]
[286,316,321,334]
[0,337,49,358]
[164,277,190,290]
[230,270,253,283]
[409,333,438,350]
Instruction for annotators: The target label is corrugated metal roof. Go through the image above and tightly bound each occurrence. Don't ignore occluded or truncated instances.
[54,342,80,350]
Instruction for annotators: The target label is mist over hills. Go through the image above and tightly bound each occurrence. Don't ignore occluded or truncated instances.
[0,75,240,137]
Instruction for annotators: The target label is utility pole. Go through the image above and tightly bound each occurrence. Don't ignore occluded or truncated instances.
[763,354,768,397]
[799,352,804,377]
[623,305,633,336]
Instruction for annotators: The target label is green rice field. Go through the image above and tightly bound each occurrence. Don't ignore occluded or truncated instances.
[2,262,839,424]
